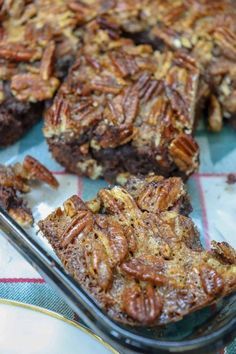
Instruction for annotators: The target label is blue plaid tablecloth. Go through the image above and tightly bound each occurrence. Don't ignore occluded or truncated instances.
[0,121,235,354]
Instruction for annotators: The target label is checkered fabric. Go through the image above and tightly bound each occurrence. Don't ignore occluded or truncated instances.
[0,120,235,353]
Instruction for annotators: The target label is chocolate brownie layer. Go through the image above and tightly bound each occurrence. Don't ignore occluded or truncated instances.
[44,22,200,182]
[0,82,44,146]
[38,175,236,326]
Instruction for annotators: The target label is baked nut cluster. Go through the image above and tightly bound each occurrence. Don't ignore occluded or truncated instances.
[39,175,236,326]
[0,155,58,226]
[44,19,200,182]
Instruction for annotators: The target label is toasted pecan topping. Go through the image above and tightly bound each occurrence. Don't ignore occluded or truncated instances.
[150,0,236,130]
[44,22,200,179]
[0,0,82,115]
[8,207,33,227]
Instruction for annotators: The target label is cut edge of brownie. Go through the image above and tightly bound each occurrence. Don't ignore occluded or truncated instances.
[46,135,198,183]
[0,99,44,147]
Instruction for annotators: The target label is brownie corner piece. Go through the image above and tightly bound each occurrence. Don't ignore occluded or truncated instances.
[0,1,82,147]
[44,26,200,182]
[38,174,236,326]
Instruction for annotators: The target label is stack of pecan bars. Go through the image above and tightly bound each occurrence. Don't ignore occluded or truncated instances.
[1,0,236,328]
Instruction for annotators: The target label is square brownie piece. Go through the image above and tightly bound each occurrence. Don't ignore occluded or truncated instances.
[0,0,81,146]
[38,175,236,326]
[44,21,200,182]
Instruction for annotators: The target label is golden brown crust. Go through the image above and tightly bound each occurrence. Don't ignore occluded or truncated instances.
[38,175,236,326]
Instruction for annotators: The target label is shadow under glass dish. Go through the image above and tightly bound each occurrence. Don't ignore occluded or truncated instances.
[0,207,235,354]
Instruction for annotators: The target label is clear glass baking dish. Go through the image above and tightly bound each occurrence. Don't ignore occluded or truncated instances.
[0,205,235,354]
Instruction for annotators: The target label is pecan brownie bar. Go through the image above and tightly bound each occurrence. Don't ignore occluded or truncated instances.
[44,22,199,182]
[71,0,236,131]
[0,155,58,226]
[0,0,81,146]
[38,175,236,326]
[150,0,236,131]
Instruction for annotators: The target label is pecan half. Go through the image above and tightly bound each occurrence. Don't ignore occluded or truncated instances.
[165,85,189,122]
[169,134,199,174]
[40,40,56,81]
[0,43,39,62]
[106,86,139,125]
[95,216,128,266]
[109,50,139,77]
[90,75,122,94]
[200,266,224,297]
[46,96,70,128]
[22,155,59,188]
[107,219,128,265]
[61,210,93,248]
[208,95,222,132]
[95,123,134,149]
[121,257,166,285]
[214,27,236,61]
[85,239,113,291]
[122,284,163,324]
[136,177,185,213]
